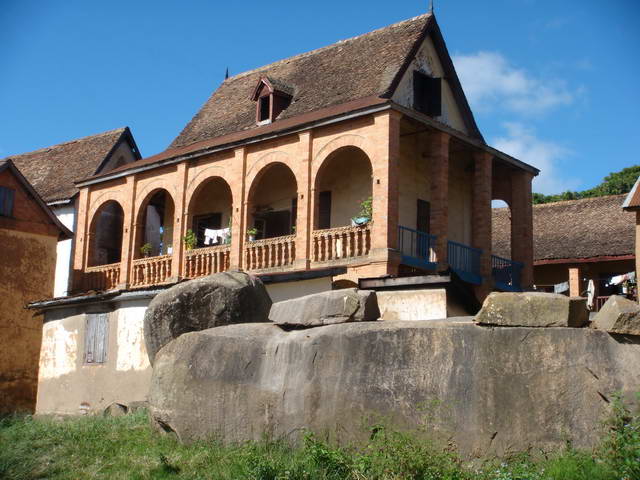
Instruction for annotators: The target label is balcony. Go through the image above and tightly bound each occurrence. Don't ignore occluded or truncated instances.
[491,255,523,291]
[131,255,172,288]
[448,240,482,285]
[244,235,296,272]
[312,224,371,264]
[184,244,231,278]
[397,226,437,270]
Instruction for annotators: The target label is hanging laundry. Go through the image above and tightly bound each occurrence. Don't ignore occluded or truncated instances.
[554,281,569,294]
[586,279,595,309]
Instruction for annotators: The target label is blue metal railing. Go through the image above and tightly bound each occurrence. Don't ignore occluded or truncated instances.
[492,255,523,291]
[397,226,437,270]
[447,240,482,285]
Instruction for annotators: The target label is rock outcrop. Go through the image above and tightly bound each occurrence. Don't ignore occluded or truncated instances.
[475,292,589,328]
[143,271,271,364]
[148,321,640,456]
[593,295,640,335]
[269,288,379,327]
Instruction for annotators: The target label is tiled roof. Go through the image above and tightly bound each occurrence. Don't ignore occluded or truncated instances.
[4,128,131,203]
[171,14,445,148]
[492,194,635,262]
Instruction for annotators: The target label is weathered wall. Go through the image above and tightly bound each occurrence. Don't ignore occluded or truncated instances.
[149,321,640,457]
[265,277,332,303]
[36,298,152,415]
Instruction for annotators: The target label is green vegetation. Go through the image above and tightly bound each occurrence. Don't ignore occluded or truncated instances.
[533,165,640,204]
[1,395,638,480]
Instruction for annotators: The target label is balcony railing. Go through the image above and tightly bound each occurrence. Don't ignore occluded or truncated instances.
[244,235,296,271]
[131,255,172,287]
[492,255,523,291]
[84,263,120,291]
[448,240,482,285]
[312,224,371,263]
[397,226,437,270]
[184,244,231,278]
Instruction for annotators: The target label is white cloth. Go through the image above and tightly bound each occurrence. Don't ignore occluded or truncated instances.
[586,279,595,309]
[553,281,569,294]
[204,228,230,245]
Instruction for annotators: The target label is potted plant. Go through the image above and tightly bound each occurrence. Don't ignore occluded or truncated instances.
[351,196,372,226]
[246,227,258,242]
[183,229,197,251]
[140,243,153,257]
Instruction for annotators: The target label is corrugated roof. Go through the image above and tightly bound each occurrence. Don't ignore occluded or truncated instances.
[493,194,635,262]
[3,128,133,203]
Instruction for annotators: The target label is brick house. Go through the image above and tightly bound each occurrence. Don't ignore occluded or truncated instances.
[0,160,71,413]
[31,13,538,414]
[493,194,635,310]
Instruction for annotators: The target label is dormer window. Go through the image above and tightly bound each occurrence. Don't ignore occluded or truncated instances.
[413,70,442,117]
[252,77,293,125]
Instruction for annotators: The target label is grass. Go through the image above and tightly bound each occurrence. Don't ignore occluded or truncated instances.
[0,396,638,480]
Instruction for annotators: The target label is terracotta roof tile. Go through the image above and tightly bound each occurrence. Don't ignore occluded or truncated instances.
[492,195,635,261]
[3,128,130,203]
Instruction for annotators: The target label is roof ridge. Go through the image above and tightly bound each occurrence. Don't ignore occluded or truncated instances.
[532,193,627,208]
[4,127,127,160]
[225,13,431,82]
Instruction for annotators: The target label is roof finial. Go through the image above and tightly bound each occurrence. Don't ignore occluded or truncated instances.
[429,0,434,13]
[225,67,229,80]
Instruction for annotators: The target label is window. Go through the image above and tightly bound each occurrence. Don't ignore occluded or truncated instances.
[85,313,108,364]
[318,191,332,229]
[413,71,442,117]
[192,213,222,247]
[0,186,15,217]
[258,96,271,123]
[417,199,430,234]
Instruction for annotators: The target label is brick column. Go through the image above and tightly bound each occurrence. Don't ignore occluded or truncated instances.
[371,110,401,261]
[569,266,582,297]
[171,162,188,280]
[510,170,534,289]
[427,131,450,270]
[72,187,91,292]
[294,132,312,270]
[118,176,137,288]
[472,151,493,294]
[229,147,246,270]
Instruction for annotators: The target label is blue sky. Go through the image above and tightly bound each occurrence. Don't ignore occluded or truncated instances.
[1,0,639,194]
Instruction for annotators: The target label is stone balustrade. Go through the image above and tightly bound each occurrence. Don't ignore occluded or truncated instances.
[84,263,120,291]
[244,235,296,271]
[131,255,172,287]
[312,224,371,263]
[184,244,231,278]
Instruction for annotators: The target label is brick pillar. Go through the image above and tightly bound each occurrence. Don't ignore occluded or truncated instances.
[118,176,137,288]
[294,132,312,270]
[72,187,90,292]
[510,170,534,288]
[371,110,401,259]
[171,162,188,281]
[472,151,493,295]
[229,147,246,270]
[569,266,582,297]
[427,131,450,270]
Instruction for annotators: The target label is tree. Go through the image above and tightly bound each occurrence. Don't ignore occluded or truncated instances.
[532,165,640,204]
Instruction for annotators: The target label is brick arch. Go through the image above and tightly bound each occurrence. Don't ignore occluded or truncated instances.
[134,180,177,222]
[245,151,299,199]
[246,160,298,204]
[312,134,373,183]
[185,166,234,212]
[87,198,126,267]
[87,191,127,226]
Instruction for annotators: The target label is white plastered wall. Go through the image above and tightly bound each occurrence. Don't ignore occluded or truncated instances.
[52,204,76,297]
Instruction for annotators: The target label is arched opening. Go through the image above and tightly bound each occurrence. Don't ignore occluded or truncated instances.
[89,201,124,266]
[491,199,511,260]
[314,146,373,229]
[187,177,233,247]
[136,189,175,258]
[247,163,298,240]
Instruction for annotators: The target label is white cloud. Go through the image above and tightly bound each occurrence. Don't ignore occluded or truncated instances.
[492,122,581,195]
[452,51,575,115]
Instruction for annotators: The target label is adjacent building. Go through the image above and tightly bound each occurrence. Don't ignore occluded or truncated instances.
[0,160,71,413]
[30,12,538,414]
[493,194,635,309]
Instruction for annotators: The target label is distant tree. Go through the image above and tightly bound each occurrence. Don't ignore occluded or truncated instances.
[532,165,640,204]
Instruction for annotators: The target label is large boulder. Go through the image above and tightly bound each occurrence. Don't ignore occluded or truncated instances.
[593,295,640,335]
[269,288,379,327]
[475,292,589,328]
[143,271,271,364]
[148,321,640,457]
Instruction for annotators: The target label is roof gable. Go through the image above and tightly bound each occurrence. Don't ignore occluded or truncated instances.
[4,127,140,203]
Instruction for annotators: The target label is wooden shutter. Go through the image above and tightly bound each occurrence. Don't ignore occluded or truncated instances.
[0,187,15,217]
[318,191,332,229]
[417,199,430,234]
[85,313,108,364]
[413,71,442,117]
